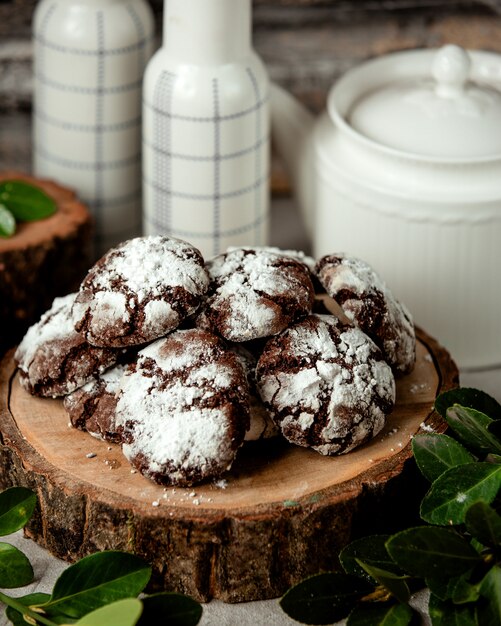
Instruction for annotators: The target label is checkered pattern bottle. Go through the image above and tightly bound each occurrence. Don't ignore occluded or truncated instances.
[32,0,155,256]
[142,0,270,259]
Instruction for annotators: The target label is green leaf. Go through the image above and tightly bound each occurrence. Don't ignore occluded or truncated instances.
[340,535,403,583]
[426,572,480,604]
[428,593,477,626]
[0,542,34,588]
[43,551,151,619]
[280,572,373,625]
[420,463,501,525]
[138,593,203,626]
[477,565,501,626]
[0,487,37,536]
[470,537,485,554]
[451,576,482,605]
[435,388,501,421]
[426,575,458,602]
[347,602,417,626]
[355,560,410,604]
[5,592,51,626]
[412,434,475,483]
[0,204,15,238]
[446,406,501,455]
[0,180,56,222]
[386,527,481,579]
[74,598,143,626]
[465,501,501,547]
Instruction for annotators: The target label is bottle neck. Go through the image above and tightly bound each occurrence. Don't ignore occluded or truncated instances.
[162,0,251,64]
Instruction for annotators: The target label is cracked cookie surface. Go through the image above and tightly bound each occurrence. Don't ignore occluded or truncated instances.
[64,361,130,443]
[72,236,210,347]
[198,248,315,342]
[256,314,396,456]
[315,254,416,375]
[15,293,120,397]
[115,328,250,487]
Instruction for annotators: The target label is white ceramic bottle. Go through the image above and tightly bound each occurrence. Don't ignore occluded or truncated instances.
[142,0,270,259]
[33,0,155,255]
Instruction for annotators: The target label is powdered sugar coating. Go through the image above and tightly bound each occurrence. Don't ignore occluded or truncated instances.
[226,246,316,274]
[315,254,416,375]
[73,236,210,347]
[256,314,395,456]
[199,248,315,342]
[15,294,120,397]
[115,329,250,486]
[64,361,130,442]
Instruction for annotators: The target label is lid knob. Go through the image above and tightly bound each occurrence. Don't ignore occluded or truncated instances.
[432,44,471,99]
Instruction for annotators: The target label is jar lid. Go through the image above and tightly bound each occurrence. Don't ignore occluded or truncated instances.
[344,45,501,159]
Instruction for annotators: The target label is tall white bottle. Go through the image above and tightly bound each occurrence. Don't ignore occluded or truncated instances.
[142,0,270,259]
[33,0,155,255]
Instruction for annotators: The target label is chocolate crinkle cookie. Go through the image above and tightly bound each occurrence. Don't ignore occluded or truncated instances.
[256,314,396,456]
[15,293,121,397]
[64,361,131,443]
[72,236,210,348]
[315,254,416,375]
[115,328,250,487]
[198,248,315,342]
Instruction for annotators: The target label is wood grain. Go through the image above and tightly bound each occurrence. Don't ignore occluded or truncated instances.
[0,328,458,602]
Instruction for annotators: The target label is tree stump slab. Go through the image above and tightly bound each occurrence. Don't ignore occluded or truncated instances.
[0,328,458,602]
[0,171,93,352]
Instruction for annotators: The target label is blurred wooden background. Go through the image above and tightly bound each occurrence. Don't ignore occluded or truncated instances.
[1,0,501,183]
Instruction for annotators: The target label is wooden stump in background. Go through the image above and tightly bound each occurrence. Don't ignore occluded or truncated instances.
[0,172,93,352]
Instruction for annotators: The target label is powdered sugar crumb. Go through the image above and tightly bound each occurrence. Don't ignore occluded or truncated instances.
[410,383,428,394]
[420,422,435,432]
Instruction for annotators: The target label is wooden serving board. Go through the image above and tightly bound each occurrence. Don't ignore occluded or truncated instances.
[0,328,458,603]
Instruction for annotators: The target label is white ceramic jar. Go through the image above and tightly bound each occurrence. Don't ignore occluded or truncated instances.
[142,0,270,259]
[272,45,501,370]
[33,0,155,255]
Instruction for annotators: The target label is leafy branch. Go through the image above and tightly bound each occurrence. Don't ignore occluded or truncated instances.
[280,387,501,625]
[0,487,202,626]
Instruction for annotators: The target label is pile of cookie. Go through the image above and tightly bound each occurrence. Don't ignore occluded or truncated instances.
[15,236,416,487]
